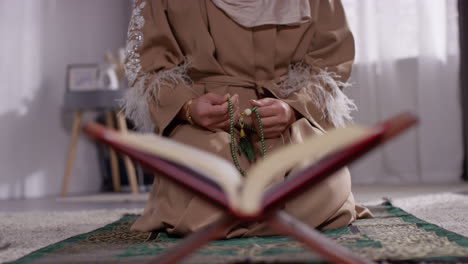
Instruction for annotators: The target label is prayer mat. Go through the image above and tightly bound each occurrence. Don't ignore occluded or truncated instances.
[8,203,468,264]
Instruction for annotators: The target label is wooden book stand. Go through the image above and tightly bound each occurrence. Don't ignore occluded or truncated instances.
[83,113,417,264]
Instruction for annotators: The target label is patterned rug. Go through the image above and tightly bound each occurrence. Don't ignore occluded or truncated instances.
[7,203,468,264]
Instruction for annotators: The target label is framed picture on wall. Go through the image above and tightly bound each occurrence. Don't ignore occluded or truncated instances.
[66,64,100,91]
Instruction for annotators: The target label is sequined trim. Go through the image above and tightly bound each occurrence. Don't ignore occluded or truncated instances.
[125,1,146,86]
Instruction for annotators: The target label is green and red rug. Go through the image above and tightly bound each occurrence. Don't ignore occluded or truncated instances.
[7,203,468,263]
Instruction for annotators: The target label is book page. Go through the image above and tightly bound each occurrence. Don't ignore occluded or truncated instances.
[109,132,243,207]
[237,126,373,215]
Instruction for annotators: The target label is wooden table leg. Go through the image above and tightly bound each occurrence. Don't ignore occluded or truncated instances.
[105,111,121,192]
[116,112,139,194]
[61,111,83,196]
[266,211,375,264]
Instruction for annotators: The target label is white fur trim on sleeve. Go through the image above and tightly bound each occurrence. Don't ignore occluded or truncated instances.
[121,62,191,132]
[279,62,357,127]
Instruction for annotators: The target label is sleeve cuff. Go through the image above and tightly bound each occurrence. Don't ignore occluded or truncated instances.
[278,62,357,128]
[121,62,194,134]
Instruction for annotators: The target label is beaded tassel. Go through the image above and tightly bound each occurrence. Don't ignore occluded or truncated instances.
[238,115,256,161]
[228,99,266,176]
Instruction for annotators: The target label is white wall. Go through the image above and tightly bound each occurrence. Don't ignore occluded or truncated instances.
[0,0,131,199]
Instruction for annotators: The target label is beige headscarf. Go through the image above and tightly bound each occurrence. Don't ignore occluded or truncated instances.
[211,0,311,28]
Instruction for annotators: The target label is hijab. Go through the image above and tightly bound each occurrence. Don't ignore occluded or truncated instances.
[211,0,311,28]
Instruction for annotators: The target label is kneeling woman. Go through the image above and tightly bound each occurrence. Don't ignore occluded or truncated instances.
[123,0,371,238]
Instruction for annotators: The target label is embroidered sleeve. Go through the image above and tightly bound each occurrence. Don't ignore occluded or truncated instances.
[125,1,146,87]
[122,0,193,133]
[123,62,191,132]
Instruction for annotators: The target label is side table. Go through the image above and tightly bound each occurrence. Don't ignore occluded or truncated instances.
[61,89,139,196]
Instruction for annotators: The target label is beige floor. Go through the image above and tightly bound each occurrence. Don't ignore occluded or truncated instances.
[1,183,467,212]
[352,183,468,204]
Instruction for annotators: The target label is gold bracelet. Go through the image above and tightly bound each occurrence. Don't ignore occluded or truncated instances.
[185,99,194,125]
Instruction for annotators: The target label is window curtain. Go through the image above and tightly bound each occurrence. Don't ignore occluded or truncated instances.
[342,0,462,183]
[0,0,131,199]
[0,0,46,198]
[0,0,43,116]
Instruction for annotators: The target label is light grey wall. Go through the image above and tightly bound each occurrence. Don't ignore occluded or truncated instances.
[0,0,131,199]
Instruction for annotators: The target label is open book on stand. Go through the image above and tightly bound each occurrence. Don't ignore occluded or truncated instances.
[83,112,417,264]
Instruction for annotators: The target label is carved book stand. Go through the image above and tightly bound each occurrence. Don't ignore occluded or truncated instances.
[84,113,416,264]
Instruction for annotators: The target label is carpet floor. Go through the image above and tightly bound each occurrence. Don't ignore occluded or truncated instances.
[5,203,468,264]
[391,193,468,237]
[1,192,467,263]
[0,209,142,263]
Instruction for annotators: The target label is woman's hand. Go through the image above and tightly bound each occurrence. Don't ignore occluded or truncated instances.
[183,93,239,132]
[250,98,297,139]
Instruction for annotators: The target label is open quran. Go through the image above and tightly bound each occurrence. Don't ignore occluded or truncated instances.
[83,112,416,264]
